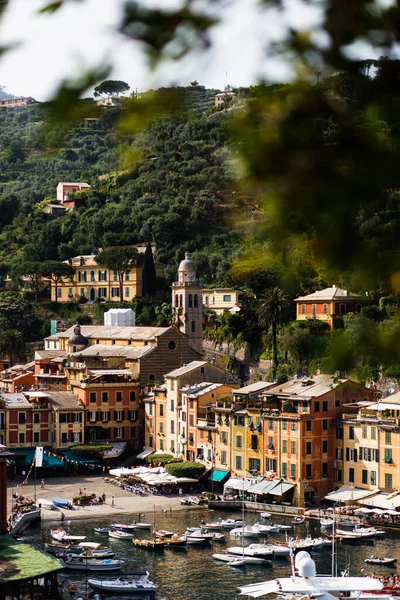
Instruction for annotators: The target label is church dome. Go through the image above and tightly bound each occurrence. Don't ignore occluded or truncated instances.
[67,323,89,349]
[178,252,196,273]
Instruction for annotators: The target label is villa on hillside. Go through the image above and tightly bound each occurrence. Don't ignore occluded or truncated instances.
[295,286,369,329]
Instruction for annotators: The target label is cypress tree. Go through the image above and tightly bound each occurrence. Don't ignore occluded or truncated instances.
[142,242,157,297]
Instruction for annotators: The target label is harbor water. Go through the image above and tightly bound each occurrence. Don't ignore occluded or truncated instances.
[21,510,400,600]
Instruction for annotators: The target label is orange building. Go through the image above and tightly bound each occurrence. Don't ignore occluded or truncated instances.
[295,286,369,328]
[258,375,374,505]
[72,371,140,447]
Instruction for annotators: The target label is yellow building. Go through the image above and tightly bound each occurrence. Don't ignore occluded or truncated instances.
[52,253,163,303]
[202,288,244,315]
[340,396,400,494]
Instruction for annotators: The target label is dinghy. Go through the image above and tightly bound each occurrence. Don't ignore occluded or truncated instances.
[365,556,397,566]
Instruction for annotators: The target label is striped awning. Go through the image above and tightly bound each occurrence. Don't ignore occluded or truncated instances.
[268,481,295,496]
[250,479,281,495]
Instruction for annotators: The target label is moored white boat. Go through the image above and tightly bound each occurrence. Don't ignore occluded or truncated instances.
[320,517,335,528]
[111,523,140,532]
[365,556,397,566]
[51,528,86,541]
[230,525,260,538]
[254,523,280,534]
[228,543,291,558]
[108,530,135,540]
[65,557,124,571]
[292,516,305,525]
[260,512,271,519]
[88,571,157,593]
[213,553,267,565]
[220,519,245,530]
[184,528,213,545]
[238,550,383,598]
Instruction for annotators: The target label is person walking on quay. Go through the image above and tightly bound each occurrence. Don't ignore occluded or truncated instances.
[41,479,45,490]
[111,496,115,508]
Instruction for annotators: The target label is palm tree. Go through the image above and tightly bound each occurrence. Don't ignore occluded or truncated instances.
[257,288,289,378]
[0,329,26,367]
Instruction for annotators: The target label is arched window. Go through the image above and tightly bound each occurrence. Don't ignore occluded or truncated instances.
[340,303,346,314]
[301,304,306,315]
[175,294,179,307]
[179,294,183,308]
[191,320,196,333]
[188,294,193,308]
[312,304,316,319]
[90,270,95,282]
[323,303,327,315]
[356,303,362,313]
[194,294,198,308]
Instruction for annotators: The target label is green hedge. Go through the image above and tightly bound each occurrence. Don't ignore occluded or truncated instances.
[146,453,174,465]
[165,461,206,479]
[69,444,111,455]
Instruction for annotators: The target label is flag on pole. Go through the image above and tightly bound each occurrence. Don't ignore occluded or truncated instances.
[35,446,43,467]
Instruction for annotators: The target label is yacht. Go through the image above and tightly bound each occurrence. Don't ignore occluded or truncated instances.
[239,551,383,599]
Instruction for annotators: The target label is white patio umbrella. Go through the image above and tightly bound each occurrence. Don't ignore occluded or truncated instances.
[383,509,399,515]
[354,507,372,514]
[371,508,385,514]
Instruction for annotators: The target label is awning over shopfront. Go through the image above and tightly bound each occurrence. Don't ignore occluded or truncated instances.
[209,469,230,482]
[224,478,255,491]
[12,448,65,468]
[325,485,378,503]
[361,492,400,509]
[136,447,154,460]
[268,481,295,496]
[249,479,281,495]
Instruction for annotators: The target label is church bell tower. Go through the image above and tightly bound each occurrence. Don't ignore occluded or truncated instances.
[172,252,203,355]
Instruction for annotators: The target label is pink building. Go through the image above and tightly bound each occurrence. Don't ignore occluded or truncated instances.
[57,182,91,206]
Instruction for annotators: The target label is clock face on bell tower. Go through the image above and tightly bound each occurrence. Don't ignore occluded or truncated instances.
[189,272,195,282]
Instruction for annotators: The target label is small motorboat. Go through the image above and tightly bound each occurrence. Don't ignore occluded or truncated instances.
[365,556,398,566]
[56,550,115,560]
[292,516,305,525]
[254,523,280,534]
[228,543,290,558]
[65,557,124,571]
[227,559,246,567]
[108,530,135,540]
[51,528,86,541]
[132,522,152,530]
[111,523,140,532]
[184,528,213,545]
[320,517,334,528]
[220,519,245,530]
[88,571,157,593]
[260,512,271,519]
[230,525,260,538]
[94,527,111,534]
[52,497,71,509]
[132,538,165,551]
[201,521,224,531]
[213,553,269,565]
[209,532,226,542]
[155,529,174,538]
